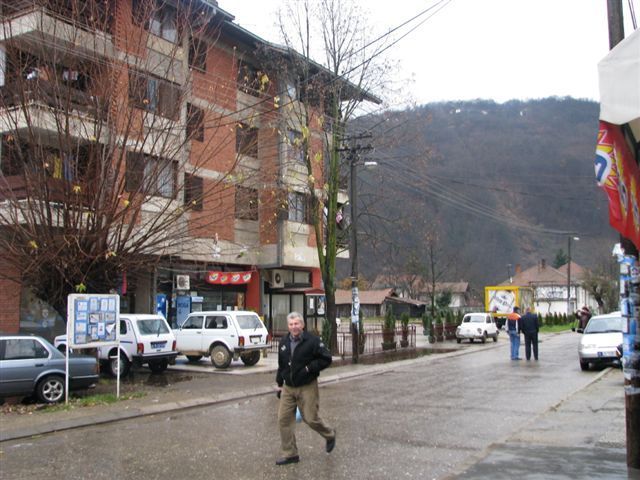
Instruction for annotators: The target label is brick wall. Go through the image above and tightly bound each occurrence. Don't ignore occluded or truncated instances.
[0,257,21,333]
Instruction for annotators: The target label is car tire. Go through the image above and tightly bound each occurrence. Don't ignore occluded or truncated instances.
[148,359,168,373]
[36,375,65,404]
[108,352,130,377]
[456,338,461,344]
[492,334,498,342]
[210,345,232,369]
[186,355,203,363]
[481,332,487,344]
[469,338,473,343]
[580,360,589,371]
[240,350,261,366]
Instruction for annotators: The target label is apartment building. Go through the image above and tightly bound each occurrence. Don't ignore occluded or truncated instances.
[0,0,367,337]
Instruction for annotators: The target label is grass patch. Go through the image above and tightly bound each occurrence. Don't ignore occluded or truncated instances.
[540,324,574,333]
[41,391,146,413]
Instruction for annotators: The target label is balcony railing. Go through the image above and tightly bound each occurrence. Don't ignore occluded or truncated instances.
[3,0,115,35]
[1,81,108,119]
[0,175,91,207]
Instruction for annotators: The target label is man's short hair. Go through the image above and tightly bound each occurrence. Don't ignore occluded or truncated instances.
[513,306,520,313]
[287,312,305,325]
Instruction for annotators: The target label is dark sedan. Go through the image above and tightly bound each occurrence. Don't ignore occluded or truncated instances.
[0,335,99,403]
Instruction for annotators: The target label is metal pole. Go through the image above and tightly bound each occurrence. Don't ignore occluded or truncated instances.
[566,236,571,315]
[350,150,359,364]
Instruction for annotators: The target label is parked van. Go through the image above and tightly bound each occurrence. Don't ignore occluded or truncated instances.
[174,310,270,368]
[55,314,177,376]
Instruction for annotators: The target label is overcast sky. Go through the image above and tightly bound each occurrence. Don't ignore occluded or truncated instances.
[218,0,639,107]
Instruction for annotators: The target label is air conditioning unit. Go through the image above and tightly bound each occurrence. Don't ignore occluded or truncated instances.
[175,275,190,291]
[270,270,286,289]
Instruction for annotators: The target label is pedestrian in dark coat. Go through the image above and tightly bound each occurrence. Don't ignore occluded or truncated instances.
[519,307,540,360]
[275,312,336,466]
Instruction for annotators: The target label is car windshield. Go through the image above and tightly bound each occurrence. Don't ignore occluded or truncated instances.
[236,314,263,330]
[136,318,170,335]
[463,315,485,323]
[584,316,624,334]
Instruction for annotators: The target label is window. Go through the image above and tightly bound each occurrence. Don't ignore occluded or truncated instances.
[2,339,48,360]
[184,173,203,211]
[136,318,170,335]
[187,104,204,142]
[205,316,227,329]
[236,123,258,157]
[189,37,207,71]
[235,186,259,221]
[237,64,269,96]
[287,130,304,163]
[126,152,177,198]
[133,0,179,43]
[181,315,203,329]
[120,320,128,335]
[288,191,309,224]
[129,70,180,120]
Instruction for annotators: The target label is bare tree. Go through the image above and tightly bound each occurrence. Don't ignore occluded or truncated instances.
[0,0,271,318]
[263,0,387,351]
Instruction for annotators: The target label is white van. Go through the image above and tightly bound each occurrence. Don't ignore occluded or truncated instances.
[174,310,270,368]
[55,314,177,376]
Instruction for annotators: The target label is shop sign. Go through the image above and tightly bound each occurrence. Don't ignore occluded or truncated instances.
[206,271,253,285]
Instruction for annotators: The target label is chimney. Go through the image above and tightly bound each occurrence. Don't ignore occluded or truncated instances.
[515,264,522,274]
[541,259,546,269]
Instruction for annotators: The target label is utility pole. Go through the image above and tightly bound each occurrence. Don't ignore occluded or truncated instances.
[341,135,373,364]
[606,0,639,469]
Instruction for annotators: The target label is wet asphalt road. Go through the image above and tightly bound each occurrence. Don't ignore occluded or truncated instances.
[0,333,629,479]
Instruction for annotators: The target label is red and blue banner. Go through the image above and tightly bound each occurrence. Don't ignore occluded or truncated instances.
[595,121,640,251]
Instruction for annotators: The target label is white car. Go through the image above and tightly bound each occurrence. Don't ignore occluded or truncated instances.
[456,312,499,344]
[577,312,624,371]
[55,314,177,376]
[174,310,270,368]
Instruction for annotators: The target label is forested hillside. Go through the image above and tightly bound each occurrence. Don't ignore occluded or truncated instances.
[343,97,618,291]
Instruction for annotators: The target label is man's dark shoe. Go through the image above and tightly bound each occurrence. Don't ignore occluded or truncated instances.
[326,432,336,453]
[275,455,299,466]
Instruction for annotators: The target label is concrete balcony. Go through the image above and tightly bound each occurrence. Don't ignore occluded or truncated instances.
[1,6,115,60]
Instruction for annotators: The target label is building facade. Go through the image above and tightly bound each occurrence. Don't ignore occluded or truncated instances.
[0,0,359,338]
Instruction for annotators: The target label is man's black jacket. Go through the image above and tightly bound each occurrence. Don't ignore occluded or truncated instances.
[276,331,332,387]
[519,312,540,334]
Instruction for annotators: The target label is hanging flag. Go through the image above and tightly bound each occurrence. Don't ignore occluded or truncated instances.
[596,121,640,250]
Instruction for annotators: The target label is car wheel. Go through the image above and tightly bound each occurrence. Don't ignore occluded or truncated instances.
[186,355,203,363]
[148,359,168,373]
[469,338,473,343]
[109,353,130,377]
[240,350,261,366]
[580,360,589,371]
[210,345,232,369]
[37,375,65,404]
[481,332,487,344]
[456,338,461,344]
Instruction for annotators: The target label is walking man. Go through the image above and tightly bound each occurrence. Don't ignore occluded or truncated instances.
[506,306,521,360]
[519,307,540,360]
[275,312,336,465]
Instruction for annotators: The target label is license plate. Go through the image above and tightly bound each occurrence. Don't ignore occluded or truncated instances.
[597,352,614,358]
[151,341,166,349]
[250,335,261,344]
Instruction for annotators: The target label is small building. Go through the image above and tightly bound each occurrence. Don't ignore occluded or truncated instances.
[499,260,598,315]
[334,289,426,319]
[371,274,471,309]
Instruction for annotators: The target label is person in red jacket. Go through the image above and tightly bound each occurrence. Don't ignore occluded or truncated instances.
[506,306,521,360]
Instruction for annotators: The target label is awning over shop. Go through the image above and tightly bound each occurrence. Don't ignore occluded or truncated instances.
[597,28,640,251]
[598,27,640,138]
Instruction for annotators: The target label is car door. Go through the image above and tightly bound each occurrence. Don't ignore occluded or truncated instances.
[0,338,50,396]
[204,314,233,349]
[486,315,497,335]
[177,315,205,352]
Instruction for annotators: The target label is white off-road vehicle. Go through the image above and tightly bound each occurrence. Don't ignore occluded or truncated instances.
[174,310,270,368]
[55,314,177,376]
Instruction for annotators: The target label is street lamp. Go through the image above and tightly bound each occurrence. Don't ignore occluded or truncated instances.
[567,236,579,315]
[350,155,376,365]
